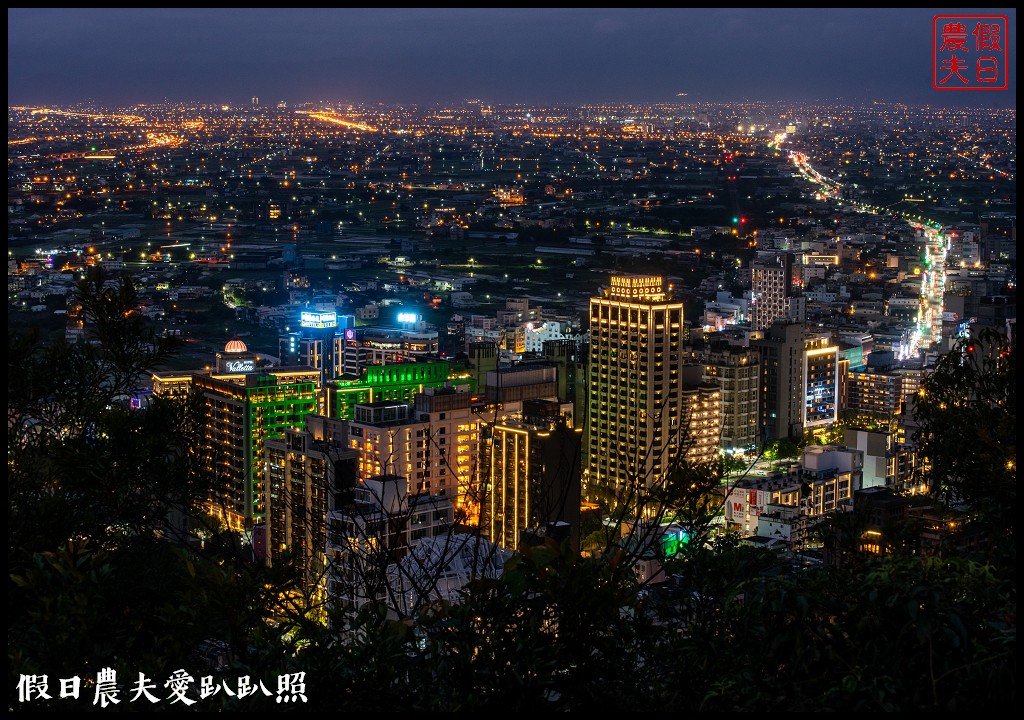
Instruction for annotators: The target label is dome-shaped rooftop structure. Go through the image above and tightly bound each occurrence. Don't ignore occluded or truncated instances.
[224,338,248,354]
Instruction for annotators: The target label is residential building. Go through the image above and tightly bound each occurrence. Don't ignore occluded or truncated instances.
[753,321,838,441]
[263,415,358,595]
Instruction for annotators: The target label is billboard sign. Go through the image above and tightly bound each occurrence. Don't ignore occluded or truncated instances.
[300,311,338,329]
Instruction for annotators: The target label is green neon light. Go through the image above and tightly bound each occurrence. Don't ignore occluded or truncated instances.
[328,363,476,420]
[661,529,691,558]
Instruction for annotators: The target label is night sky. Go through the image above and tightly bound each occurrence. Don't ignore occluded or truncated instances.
[7,8,1017,107]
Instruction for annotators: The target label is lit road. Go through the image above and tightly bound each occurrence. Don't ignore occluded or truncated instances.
[957,151,1014,182]
[775,134,950,358]
[297,110,379,133]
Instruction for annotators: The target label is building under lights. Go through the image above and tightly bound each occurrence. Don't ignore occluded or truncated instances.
[676,365,723,467]
[278,311,355,380]
[846,366,907,417]
[193,370,320,531]
[340,326,439,376]
[263,414,358,596]
[843,351,926,419]
[479,398,582,552]
[751,252,804,330]
[584,275,687,500]
[346,385,479,521]
[725,444,863,548]
[752,321,839,441]
[149,339,324,531]
[693,345,760,453]
[324,361,475,421]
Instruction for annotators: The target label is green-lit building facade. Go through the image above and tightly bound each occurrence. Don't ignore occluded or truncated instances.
[324,361,476,420]
[194,373,320,531]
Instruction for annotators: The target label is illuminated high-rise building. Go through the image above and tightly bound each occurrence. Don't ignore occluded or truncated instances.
[752,252,803,330]
[479,399,582,552]
[150,340,322,531]
[346,386,479,521]
[193,370,320,531]
[584,275,686,499]
[279,311,355,381]
[846,368,906,417]
[340,326,439,375]
[753,321,838,441]
[694,346,760,453]
[676,365,723,467]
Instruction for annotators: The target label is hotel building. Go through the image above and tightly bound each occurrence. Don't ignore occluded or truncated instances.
[151,339,322,531]
[584,275,686,499]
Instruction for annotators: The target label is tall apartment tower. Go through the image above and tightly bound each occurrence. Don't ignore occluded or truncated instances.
[584,275,686,499]
[696,345,761,453]
[193,371,320,531]
[677,365,723,467]
[752,321,839,441]
[752,252,802,330]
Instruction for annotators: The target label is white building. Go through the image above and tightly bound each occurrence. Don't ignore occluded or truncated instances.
[386,534,510,617]
[523,319,580,353]
[724,444,863,548]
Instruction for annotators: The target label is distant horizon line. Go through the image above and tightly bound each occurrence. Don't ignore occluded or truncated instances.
[9,98,1017,110]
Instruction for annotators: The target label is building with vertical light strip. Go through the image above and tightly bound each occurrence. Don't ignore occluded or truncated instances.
[346,386,479,522]
[753,321,838,440]
[151,340,323,532]
[485,422,529,547]
[480,399,582,552]
[585,275,686,500]
[193,371,320,531]
[803,341,840,431]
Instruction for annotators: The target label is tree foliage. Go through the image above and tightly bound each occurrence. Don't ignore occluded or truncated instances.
[8,270,290,711]
[911,327,1016,547]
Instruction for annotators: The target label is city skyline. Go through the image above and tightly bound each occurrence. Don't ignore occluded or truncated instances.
[8,11,1016,708]
[8,8,1017,108]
